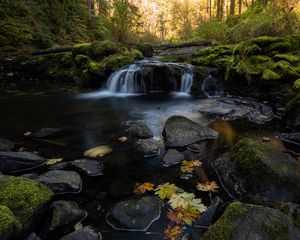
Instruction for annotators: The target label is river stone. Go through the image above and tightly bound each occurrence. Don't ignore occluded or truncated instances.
[38,170,82,194]
[0,138,14,151]
[0,151,47,173]
[70,159,103,177]
[187,142,208,153]
[40,201,87,240]
[133,139,160,157]
[278,132,300,148]
[25,233,41,240]
[106,195,162,231]
[33,128,64,138]
[0,205,21,240]
[162,115,219,147]
[161,149,184,167]
[213,138,300,202]
[21,173,39,180]
[59,226,102,240]
[203,201,300,240]
[122,122,153,139]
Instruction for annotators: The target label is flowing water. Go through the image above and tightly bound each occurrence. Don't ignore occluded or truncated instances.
[0,60,284,239]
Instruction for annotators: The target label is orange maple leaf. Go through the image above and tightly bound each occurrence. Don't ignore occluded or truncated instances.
[180,160,203,173]
[133,182,155,194]
[196,181,219,192]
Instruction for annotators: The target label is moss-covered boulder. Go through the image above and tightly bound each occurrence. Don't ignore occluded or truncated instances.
[213,138,300,202]
[0,205,21,240]
[72,43,91,56]
[0,174,54,229]
[203,201,300,240]
[88,40,120,60]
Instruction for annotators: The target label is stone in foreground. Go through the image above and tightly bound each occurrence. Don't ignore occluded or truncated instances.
[122,122,153,139]
[161,149,184,167]
[133,139,160,157]
[107,195,162,231]
[162,115,219,147]
[70,159,103,177]
[59,226,102,240]
[0,138,14,151]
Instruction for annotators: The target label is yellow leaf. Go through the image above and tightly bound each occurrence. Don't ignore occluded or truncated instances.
[83,145,112,158]
[196,181,219,192]
[180,160,202,173]
[47,158,64,165]
[118,136,128,142]
[24,131,32,137]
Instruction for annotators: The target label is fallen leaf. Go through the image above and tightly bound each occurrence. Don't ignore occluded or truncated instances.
[118,136,128,142]
[24,131,32,137]
[155,183,182,200]
[134,182,155,194]
[84,145,112,158]
[47,158,64,165]
[196,181,220,193]
[164,224,183,240]
[17,147,26,152]
[180,160,202,174]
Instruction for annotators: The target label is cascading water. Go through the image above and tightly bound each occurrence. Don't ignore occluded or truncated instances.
[104,60,194,95]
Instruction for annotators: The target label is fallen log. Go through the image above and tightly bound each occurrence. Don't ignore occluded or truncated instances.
[30,46,73,56]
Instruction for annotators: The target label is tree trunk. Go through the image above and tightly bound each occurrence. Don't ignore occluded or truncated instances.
[238,0,242,14]
[230,0,235,15]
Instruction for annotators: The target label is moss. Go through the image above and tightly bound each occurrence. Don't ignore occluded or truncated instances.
[266,41,292,53]
[294,79,300,90]
[249,55,271,64]
[0,174,53,228]
[274,54,299,63]
[0,205,21,240]
[262,69,281,80]
[87,61,103,74]
[75,54,89,69]
[252,36,286,48]
[88,40,121,60]
[273,60,300,78]
[72,43,91,56]
[102,54,134,72]
[60,52,73,67]
[130,49,144,60]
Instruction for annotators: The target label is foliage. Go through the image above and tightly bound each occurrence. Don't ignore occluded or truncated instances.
[46,158,64,166]
[155,183,182,200]
[133,182,155,194]
[164,225,184,240]
[83,145,112,158]
[168,192,207,213]
[196,181,220,193]
[180,160,202,174]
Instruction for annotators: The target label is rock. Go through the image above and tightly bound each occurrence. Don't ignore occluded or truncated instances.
[203,201,300,240]
[278,132,300,152]
[137,43,154,58]
[122,122,153,139]
[161,149,184,167]
[33,128,64,138]
[21,173,39,180]
[40,201,87,240]
[0,138,14,151]
[0,205,21,240]
[213,138,300,202]
[48,162,68,170]
[25,233,41,240]
[162,116,219,147]
[107,195,161,231]
[0,151,47,173]
[133,139,160,157]
[70,159,103,177]
[187,142,208,153]
[59,226,102,240]
[0,174,53,229]
[108,176,135,199]
[38,170,82,194]
[195,197,225,228]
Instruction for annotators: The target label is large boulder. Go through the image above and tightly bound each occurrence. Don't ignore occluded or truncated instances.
[0,205,21,240]
[38,170,82,194]
[106,195,162,231]
[203,201,300,240]
[0,174,53,230]
[162,116,219,147]
[213,138,300,202]
[122,122,153,139]
[161,149,184,167]
[0,138,14,151]
[0,151,47,173]
[133,139,160,157]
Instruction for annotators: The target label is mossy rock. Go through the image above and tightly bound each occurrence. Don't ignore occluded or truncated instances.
[0,205,21,240]
[213,138,300,202]
[60,52,74,68]
[101,54,134,72]
[75,55,89,69]
[0,174,54,229]
[274,54,299,63]
[249,55,271,64]
[272,60,300,78]
[203,201,300,240]
[262,69,281,80]
[130,49,144,60]
[72,43,91,56]
[87,61,103,75]
[88,40,121,60]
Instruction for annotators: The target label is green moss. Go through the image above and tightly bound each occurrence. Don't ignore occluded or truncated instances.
[252,36,286,48]
[273,60,300,78]
[266,41,292,53]
[0,205,21,240]
[0,174,53,228]
[294,79,300,90]
[262,69,281,80]
[88,40,120,60]
[130,49,144,60]
[60,52,73,67]
[102,54,134,72]
[72,43,92,56]
[75,54,89,68]
[274,54,299,63]
[87,61,103,74]
[249,55,271,64]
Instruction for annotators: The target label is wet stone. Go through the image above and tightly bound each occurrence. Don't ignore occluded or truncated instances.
[133,139,160,157]
[0,138,14,151]
[121,121,153,139]
[161,149,184,167]
[33,128,64,138]
[59,226,102,240]
[70,159,103,177]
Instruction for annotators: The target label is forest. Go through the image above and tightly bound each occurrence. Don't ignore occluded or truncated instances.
[0,1,300,240]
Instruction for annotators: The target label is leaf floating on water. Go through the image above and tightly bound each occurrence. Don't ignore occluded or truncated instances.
[24,131,32,137]
[164,225,183,240]
[168,192,206,213]
[180,160,202,174]
[134,182,155,194]
[118,136,128,142]
[196,181,220,193]
[47,158,64,165]
[83,145,112,158]
[17,147,27,152]
[155,183,182,200]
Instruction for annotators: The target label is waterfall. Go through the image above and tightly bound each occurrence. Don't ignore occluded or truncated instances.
[104,60,194,95]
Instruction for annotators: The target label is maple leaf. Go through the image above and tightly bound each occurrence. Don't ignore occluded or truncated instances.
[169,192,207,213]
[180,160,203,174]
[164,224,183,240]
[17,147,26,152]
[24,131,32,137]
[118,136,128,142]
[196,181,220,193]
[155,183,182,200]
[134,182,155,194]
[47,158,64,166]
[83,145,112,158]
[167,209,182,225]
[167,207,200,226]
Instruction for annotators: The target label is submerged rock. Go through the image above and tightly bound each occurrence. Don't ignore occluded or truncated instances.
[106,195,162,231]
[213,138,300,202]
[0,205,21,240]
[0,174,53,230]
[40,201,87,240]
[161,149,184,167]
[38,170,82,194]
[70,159,103,177]
[59,226,102,240]
[133,139,160,157]
[162,115,219,147]
[0,151,46,173]
[33,128,64,138]
[25,233,41,240]
[122,122,153,139]
[187,142,208,153]
[0,138,14,151]
[203,201,300,240]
